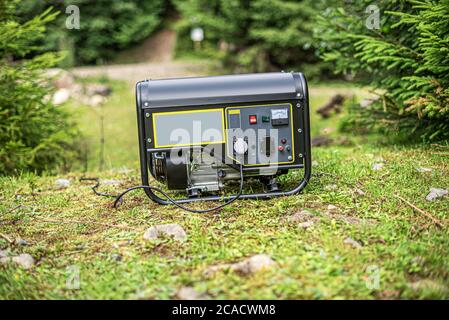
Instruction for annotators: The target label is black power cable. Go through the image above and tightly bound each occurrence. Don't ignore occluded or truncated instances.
[80,164,244,213]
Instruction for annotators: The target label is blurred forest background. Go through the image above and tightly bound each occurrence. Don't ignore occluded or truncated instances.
[1,0,449,174]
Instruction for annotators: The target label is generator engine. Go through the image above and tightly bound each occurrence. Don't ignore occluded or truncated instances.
[135,72,311,205]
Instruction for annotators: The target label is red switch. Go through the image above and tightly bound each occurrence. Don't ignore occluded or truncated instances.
[278,145,284,152]
[249,115,257,124]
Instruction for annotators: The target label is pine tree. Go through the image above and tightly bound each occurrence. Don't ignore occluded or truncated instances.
[315,0,449,141]
[174,0,333,77]
[0,0,80,175]
[16,0,165,65]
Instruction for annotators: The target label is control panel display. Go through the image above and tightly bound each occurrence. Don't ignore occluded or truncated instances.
[226,103,295,166]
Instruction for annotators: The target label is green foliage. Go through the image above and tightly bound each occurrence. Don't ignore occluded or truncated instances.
[316,0,449,141]
[0,1,80,175]
[174,0,334,78]
[16,0,165,65]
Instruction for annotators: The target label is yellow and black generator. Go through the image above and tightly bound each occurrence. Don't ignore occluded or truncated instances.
[135,72,311,207]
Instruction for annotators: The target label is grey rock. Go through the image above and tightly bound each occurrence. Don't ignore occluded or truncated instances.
[0,257,10,265]
[327,204,338,211]
[87,94,106,107]
[426,188,448,201]
[287,210,319,229]
[372,162,384,171]
[287,210,316,223]
[143,224,187,242]
[324,184,338,191]
[312,135,333,147]
[176,286,207,300]
[0,250,10,265]
[12,253,35,269]
[416,167,432,173]
[52,88,71,105]
[101,179,123,186]
[409,280,448,295]
[297,220,316,229]
[232,254,276,275]
[330,214,363,225]
[354,188,366,196]
[204,254,276,277]
[55,178,71,189]
[15,238,28,246]
[85,84,111,97]
[343,237,363,249]
[47,68,75,89]
[360,98,376,108]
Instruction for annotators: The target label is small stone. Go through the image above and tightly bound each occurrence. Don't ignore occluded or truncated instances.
[101,179,122,186]
[343,237,362,249]
[324,184,338,191]
[143,224,187,242]
[312,160,319,167]
[288,210,316,223]
[425,188,448,201]
[85,84,112,97]
[409,280,448,296]
[327,204,338,211]
[47,68,75,89]
[297,220,315,229]
[320,127,334,135]
[336,136,351,146]
[360,98,374,108]
[15,238,28,246]
[354,188,366,196]
[0,257,10,265]
[416,167,432,173]
[52,88,71,105]
[312,135,333,147]
[176,286,205,300]
[12,253,35,269]
[372,162,384,171]
[203,264,227,278]
[204,254,276,277]
[329,214,363,225]
[88,94,106,107]
[231,254,276,275]
[55,178,71,189]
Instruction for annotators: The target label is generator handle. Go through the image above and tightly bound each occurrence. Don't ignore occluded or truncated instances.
[136,73,311,205]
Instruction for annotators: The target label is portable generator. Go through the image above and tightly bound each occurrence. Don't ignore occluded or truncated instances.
[135,72,311,207]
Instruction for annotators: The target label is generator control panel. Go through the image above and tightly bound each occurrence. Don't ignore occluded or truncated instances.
[225,103,295,166]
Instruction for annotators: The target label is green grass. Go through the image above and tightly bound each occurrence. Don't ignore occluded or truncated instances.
[0,80,448,299]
